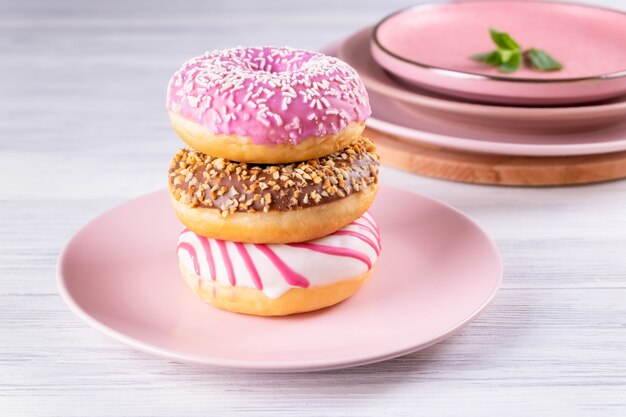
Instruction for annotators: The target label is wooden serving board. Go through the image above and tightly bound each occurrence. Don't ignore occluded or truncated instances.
[365,127,626,186]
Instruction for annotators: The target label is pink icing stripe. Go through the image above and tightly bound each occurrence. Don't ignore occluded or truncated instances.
[177,212,380,293]
[351,222,381,248]
[360,213,379,233]
[254,244,310,288]
[199,236,216,281]
[352,222,373,233]
[177,242,201,276]
[216,240,236,286]
[332,230,380,255]
[352,216,381,249]
[287,243,372,270]
[234,243,263,290]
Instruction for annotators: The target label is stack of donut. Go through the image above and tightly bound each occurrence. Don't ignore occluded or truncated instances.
[166,46,381,316]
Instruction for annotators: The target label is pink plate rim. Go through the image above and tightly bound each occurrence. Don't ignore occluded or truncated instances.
[56,187,502,372]
[331,34,626,157]
[338,27,626,121]
[372,0,626,84]
[365,112,626,157]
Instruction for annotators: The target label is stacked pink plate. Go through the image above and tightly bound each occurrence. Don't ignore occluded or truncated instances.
[336,0,626,164]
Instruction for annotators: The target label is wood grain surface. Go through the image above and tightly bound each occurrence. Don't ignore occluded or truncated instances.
[1,0,625,416]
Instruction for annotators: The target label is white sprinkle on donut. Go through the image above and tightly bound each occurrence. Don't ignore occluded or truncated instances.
[166,46,371,145]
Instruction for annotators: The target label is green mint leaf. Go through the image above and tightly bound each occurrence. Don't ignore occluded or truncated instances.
[470,29,563,73]
[525,48,563,71]
[471,50,501,66]
[498,49,515,63]
[471,52,493,62]
[498,51,522,72]
[489,28,521,51]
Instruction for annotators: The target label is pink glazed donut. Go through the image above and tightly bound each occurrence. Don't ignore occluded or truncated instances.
[166,46,371,164]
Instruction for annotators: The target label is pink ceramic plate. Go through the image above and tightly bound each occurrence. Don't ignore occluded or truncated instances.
[57,187,501,372]
[372,0,626,105]
[339,28,626,133]
[367,89,626,157]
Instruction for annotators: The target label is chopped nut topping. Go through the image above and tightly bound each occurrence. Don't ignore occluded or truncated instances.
[213,158,226,170]
[167,137,379,216]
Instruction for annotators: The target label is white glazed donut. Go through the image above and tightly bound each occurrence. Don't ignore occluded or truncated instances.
[177,211,381,316]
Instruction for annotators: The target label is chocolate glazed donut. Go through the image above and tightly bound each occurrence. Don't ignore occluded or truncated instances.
[168,137,380,243]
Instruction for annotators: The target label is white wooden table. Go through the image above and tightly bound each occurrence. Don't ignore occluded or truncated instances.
[2,0,625,415]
